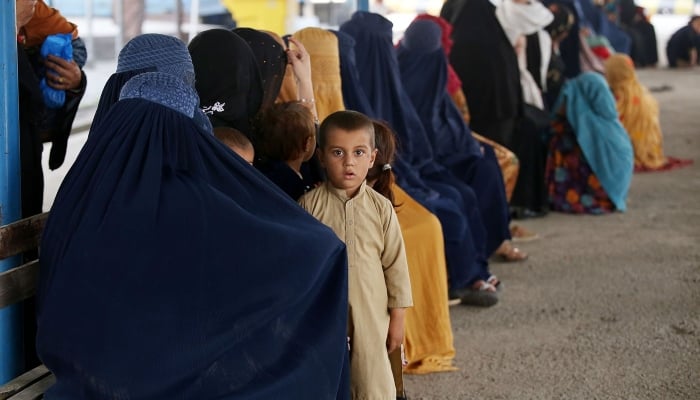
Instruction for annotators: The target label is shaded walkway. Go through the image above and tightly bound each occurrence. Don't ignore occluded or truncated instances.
[405,67,700,399]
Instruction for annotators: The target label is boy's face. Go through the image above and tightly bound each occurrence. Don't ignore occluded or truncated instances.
[319,128,377,198]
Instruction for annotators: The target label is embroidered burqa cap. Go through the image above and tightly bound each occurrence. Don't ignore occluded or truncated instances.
[119,72,199,118]
[294,27,344,121]
[233,28,287,111]
[189,29,263,139]
[37,71,350,399]
[92,33,200,132]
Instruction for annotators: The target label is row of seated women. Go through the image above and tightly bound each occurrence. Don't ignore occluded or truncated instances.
[34,18,519,400]
[34,6,691,400]
[449,0,691,217]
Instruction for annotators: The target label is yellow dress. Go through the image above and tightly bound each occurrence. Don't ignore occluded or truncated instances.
[393,185,457,374]
[605,54,667,170]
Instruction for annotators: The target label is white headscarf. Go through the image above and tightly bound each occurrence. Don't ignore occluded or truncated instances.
[496,0,554,101]
[495,0,554,46]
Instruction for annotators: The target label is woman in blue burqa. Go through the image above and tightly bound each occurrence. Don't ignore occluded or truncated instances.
[36,71,350,399]
[90,33,212,135]
[337,12,504,305]
[396,18,525,263]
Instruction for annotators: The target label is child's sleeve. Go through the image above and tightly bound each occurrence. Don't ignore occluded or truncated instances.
[381,204,413,309]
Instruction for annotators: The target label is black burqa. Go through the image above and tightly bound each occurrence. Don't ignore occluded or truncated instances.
[440,0,522,147]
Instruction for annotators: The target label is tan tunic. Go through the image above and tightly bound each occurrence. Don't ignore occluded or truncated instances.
[300,181,413,400]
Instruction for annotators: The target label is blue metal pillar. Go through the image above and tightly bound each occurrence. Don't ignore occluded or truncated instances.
[0,0,23,384]
[357,0,369,12]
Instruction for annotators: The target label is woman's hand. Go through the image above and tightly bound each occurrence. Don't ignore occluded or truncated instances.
[286,36,312,87]
[44,55,82,91]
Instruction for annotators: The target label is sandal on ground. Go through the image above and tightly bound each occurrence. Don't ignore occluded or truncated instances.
[449,282,499,307]
[487,275,502,291]
[493,242,528,263]
[510,224,540,243]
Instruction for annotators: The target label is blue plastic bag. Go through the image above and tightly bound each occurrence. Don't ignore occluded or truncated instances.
[40,33,73,109]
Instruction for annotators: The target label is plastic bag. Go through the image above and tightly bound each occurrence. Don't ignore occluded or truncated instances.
[40,33,73,109]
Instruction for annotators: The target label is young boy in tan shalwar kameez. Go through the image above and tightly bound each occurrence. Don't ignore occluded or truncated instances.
[299,110,413,400]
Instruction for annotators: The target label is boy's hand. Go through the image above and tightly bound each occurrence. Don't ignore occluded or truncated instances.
[44,55,82,91]
[386,308,406,354]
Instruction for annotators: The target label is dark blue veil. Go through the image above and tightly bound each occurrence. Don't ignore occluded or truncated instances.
[398,19,511,254]
[37,72,350,399]
[339,11,493,290]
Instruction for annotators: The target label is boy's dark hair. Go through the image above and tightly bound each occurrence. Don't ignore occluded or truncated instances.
[214,126,253,153]
[318,110,375,149]
[367,120,398,207]
[255,101,315,161]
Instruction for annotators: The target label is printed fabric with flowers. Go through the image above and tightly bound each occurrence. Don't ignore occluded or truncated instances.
[545,115,615,214]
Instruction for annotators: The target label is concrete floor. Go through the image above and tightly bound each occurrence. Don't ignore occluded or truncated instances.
[404,67,700,399]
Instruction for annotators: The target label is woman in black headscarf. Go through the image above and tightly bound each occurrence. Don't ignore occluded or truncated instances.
[440,0,522,148]
[189,29,263,140]
[37,71,350,399]
[233,28,287,112]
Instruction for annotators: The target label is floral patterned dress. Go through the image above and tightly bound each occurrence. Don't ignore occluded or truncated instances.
[545,113,615,214]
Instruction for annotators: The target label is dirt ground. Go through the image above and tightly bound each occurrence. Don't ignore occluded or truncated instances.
[404,68,700,399]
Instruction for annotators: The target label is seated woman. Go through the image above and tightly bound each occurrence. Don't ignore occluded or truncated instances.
[338,14,502,306]
[91,33,211,135]
[413,13,521,204]
[37,72,350,398]
[604,54,693,171]
[397,18,530,260]
[255,101,319,200]
[545,72,634,214]
[666,15,700,68]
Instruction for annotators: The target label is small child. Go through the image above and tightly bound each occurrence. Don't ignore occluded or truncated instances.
[214,126,254,165]
[299,110,412,399]
[255,101,319,200]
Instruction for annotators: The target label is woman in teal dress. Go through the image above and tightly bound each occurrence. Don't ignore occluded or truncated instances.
[545,72,634,214]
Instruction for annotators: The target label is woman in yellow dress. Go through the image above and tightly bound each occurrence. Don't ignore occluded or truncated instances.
[604,54,668,170]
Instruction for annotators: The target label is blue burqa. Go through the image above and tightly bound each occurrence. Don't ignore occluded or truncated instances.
[397,19,512,255]
[91,33,212,135]
[37,72,350,399]
[552,72,633,211]
[339,11,493,288]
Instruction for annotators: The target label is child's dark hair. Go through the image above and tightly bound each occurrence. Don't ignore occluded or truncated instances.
[255,101,315,161]
[367,120,399,207]
[318,110,375,149]
[214,126,253,153]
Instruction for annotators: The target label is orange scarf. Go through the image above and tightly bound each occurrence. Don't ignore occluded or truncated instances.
[605,54,667,169]
[20,0,78,48]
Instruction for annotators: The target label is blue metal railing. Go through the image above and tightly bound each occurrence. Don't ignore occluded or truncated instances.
[0,0,23,385]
